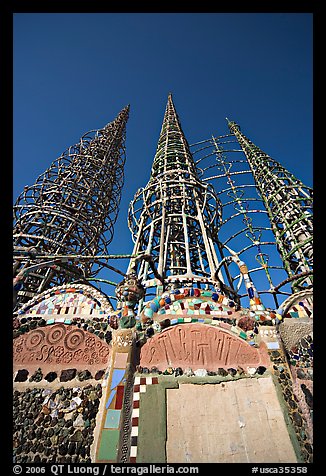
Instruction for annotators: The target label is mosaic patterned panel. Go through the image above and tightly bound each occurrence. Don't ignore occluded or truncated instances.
[96,351,129,462]
[17,285,112,317]
[20,291,102,316]
[141,288,272,323]
[284,299,313,319]
[129,377,159,462]
[269,349,313,462]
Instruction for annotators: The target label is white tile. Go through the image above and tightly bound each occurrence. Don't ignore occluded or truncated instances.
[132,408,139,418]
[130,446,138,457]
[131,426,139,437]
[267,341,280,349]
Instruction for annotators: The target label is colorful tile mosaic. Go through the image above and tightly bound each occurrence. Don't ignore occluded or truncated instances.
[269,349,313,462]
[96,351,130,462]
[17,284,112,317]
[284,299,313,319]
[287,334,313,368]
[140,287,273,329]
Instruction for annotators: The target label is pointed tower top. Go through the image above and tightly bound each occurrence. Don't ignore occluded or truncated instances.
[227,118,241,132]
[117,103,130,117]
[127,94,222,290]
[150,94,197,180]
[102,104,130,131]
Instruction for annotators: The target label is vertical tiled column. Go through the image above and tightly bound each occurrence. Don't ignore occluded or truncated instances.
[95,329,135,462]
[129,376,159,462]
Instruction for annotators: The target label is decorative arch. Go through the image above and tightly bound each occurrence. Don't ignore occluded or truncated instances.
[13,323,111,374]
[278,290,313,319]
[140,287,273,325]
[140,323,269,372]
[16,283,113,318]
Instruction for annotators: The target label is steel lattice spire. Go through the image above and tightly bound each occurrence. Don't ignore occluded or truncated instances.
[128,94,224,294]
[13,105,130,306]
[227,119,313,292]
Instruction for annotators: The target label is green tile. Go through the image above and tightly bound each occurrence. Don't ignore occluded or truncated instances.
[290,311,299,318]
[97,429,120,461]
[201,291,212,297]
[104,409,121,429]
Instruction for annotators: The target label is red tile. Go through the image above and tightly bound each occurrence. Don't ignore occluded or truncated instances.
[130,457,137,463]
[132,417,139,426]
[152,377,158,384]
[140,377,146,385]
[133,384,140,392]
[133,399,139,408]
[115,385,124,410]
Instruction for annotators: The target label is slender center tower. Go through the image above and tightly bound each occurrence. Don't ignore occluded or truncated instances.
[128,94,223,295]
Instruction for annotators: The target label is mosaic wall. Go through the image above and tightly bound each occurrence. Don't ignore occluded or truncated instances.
[131,309,312,463]
[12,284,313,464]
[269,349,313,463]
[278,291,313,455]
[16,284,113,317]
[13,284,116,464]
[127,372,300,463]
[95,329,135,463]
[13,383,102,463]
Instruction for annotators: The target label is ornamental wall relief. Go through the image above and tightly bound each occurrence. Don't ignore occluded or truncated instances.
[13,323,111,373]
[140,324,269,371]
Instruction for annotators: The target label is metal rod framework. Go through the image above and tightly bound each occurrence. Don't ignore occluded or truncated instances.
[128,94,224,294]
[13,106,130,307]
[190,124,312,309]
[227,119,313,293]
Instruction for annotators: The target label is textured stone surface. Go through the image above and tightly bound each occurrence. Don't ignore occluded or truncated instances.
[13,385,102,464]
[166,377,297,463]
[279,319,312,351]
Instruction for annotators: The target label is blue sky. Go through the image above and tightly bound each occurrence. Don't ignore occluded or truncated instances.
[13,13,313,305]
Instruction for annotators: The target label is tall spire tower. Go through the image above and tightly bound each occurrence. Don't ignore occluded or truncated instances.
[13,106,129,307]
[227,119,313,292]
[128,94,223,294]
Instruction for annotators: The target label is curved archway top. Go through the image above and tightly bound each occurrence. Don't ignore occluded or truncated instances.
[17,283,113,317]
[13,322,111,373]
[140,323,270,372]
[139,287,273,326]
[276,290,313,320]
